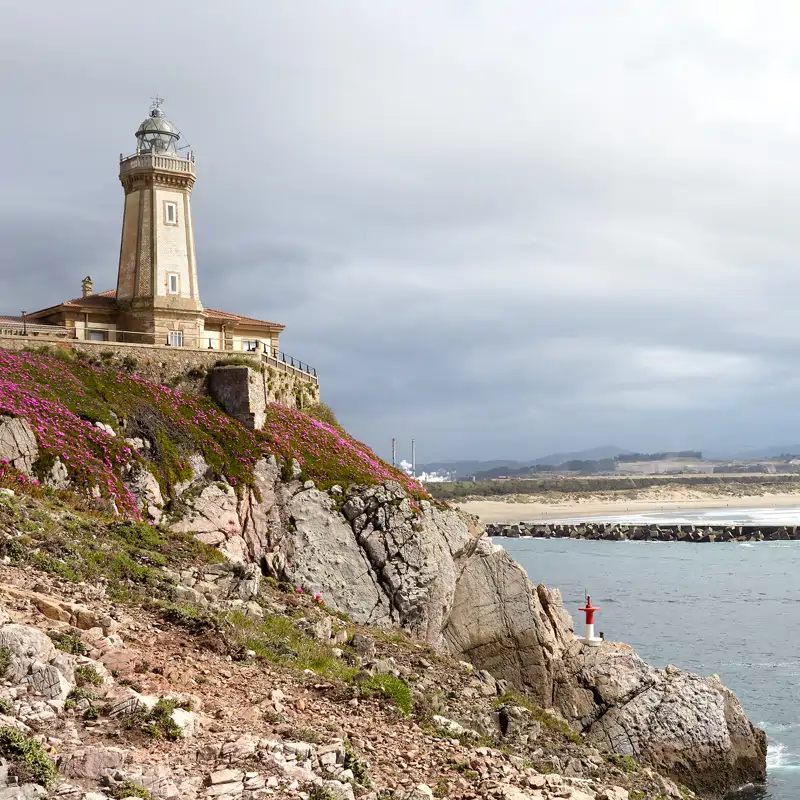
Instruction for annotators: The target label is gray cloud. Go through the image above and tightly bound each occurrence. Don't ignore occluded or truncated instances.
[3,1,800,463]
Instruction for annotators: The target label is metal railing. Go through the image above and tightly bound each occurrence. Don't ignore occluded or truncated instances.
[259,343,318,383]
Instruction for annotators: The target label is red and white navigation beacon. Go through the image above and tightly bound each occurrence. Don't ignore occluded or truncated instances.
[578,595,602,647]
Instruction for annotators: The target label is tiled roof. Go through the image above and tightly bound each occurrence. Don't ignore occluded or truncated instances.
[25,289,284,330]
[203,307,284,330]
[0,316,70,333]
[27,290,117,318]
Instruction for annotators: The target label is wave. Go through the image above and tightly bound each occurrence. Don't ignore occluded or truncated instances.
[767,741,800,770]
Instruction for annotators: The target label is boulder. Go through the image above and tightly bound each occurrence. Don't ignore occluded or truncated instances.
[0,417,37,475]
[557,644,767,797]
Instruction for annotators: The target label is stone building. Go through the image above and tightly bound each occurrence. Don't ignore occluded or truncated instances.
[1,100,299,362]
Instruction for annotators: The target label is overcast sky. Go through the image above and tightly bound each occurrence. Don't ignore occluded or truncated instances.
[4,2,800,463]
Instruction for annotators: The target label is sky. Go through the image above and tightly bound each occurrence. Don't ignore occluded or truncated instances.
[4,2,800,464]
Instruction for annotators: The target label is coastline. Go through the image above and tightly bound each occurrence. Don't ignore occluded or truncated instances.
[457,490,800,524]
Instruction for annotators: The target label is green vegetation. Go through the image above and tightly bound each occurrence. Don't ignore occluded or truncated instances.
[75,665,103,687]
[304,402,341,429]
[0,727,58,787]
[453,762,479,779]
[493,691,580,743]
[111,780,151,799]
[293,727,323,744]
[221,610,357,682]
[0,492,222,602]
[344,740,372,787]
[307,787,337,800]
[433,778,449,797]
[0,698,13,715]
[0,646,12,678]
[608,752,640,773]
[359,674,413,716]
[48,630,87,656]
[125,698,188,741]
[427,473,800,502]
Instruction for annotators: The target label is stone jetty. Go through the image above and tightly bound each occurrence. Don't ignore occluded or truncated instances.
[487,521,800,542]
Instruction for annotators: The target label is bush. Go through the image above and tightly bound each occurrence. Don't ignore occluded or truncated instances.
[359,674,412,716]
[48,630,87,656]
[75,665,103,687]
[0,698,13,715]
[125,697,187,741]
[0,646,12,678]
[112,780,151,799]
[0,727,58,787]
[304,402,341,429]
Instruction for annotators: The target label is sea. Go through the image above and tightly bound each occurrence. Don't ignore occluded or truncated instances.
[495,505,800,800]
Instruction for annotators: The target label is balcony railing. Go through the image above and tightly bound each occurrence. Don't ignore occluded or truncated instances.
[119,152,195,175]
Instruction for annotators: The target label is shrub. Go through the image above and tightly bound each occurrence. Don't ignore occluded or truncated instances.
[0,727,58,787]
[48,630,87,656]
[359,674,412,716]
[344,740,372,787]
[493,691,580,743]
[125,698,187,741]
[111,780,151,799]
[0,698,13,715]
[0,646,12,678]
[304,402,340,429]
[608,752,639,773]
[75,665,103,687]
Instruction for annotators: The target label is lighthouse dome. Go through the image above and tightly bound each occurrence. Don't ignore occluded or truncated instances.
[135,104,181,155]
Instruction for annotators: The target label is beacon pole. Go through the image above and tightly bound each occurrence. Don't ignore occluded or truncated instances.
[578,595,601,647]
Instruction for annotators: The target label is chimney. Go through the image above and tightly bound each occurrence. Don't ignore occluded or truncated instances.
[81,276,93,298]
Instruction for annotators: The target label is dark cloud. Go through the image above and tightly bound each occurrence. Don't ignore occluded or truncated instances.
[3,2,800,463]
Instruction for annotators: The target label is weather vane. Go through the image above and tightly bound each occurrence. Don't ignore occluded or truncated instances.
[150,95,165,110]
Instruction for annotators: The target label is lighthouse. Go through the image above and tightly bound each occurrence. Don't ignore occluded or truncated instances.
[578,595,602,647]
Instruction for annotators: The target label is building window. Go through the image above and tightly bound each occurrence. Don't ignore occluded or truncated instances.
[164,201,178,225]
[168,330,183,347]
[89,330,106,342]
[242,339,259,352]
[168,273,179,295]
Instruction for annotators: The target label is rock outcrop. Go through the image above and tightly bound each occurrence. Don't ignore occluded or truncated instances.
[1,422,767,796]
[0,416,38,474]
[157,465,766,796]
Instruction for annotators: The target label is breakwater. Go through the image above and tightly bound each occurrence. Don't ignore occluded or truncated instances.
[487,521,800,542]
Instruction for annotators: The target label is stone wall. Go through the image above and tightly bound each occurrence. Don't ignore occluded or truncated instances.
[208,364,320,429]
[0,336,320,410]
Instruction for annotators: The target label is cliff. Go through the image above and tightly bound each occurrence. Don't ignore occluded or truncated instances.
[0,347,767,798]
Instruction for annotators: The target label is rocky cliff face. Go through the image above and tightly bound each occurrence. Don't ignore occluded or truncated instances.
[0,414,768,797]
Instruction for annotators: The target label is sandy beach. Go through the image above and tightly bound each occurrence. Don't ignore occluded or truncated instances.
[457,491,800,524]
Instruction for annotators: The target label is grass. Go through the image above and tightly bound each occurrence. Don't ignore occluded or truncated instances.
[608,752,640,773]
[125,698,188,741]
[344,740,372,787]
[222,609,358,683]
[0,493,222,602]
[0,646,11,678]
[493,691,581,743]
[74,665,103,687]
[0,727,58,787]
[47,630,87,656]
[359,674,413,716]
[111,780,151,799]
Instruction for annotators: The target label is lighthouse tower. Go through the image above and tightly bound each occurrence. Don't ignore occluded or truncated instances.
[115,99,204,347]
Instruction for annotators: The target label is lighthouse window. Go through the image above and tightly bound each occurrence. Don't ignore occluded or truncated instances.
[164,201,178,225]
[168,273,179,294]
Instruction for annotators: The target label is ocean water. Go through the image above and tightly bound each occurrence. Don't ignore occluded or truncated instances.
[497,511,800,800]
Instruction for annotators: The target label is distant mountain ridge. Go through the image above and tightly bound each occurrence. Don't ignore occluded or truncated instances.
[417,445,632,479]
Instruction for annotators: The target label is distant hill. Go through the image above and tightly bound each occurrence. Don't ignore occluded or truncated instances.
[417,445,632,480]
[724,444,800,460]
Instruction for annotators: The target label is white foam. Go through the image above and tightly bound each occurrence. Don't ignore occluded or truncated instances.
[767,741,800,770]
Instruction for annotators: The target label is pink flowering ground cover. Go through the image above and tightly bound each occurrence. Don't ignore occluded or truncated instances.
[0,347,429,517]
